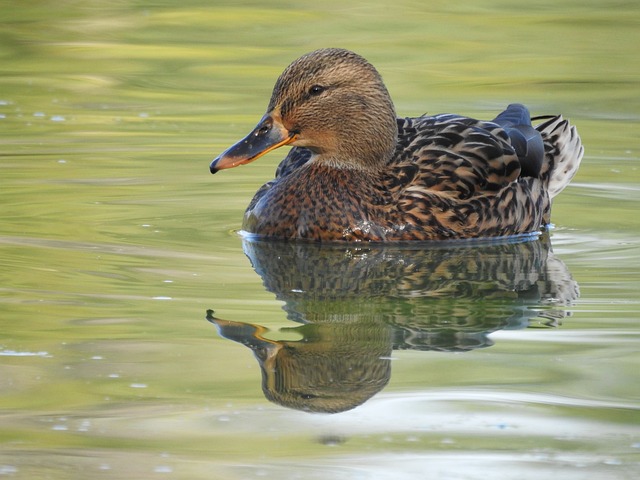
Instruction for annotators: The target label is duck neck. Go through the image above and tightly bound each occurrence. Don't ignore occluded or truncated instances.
[314,114,398,173]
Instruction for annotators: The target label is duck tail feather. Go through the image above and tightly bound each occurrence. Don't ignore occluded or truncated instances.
[535,115,584,199]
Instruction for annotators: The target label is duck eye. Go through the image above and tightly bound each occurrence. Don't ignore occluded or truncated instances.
[308,85,325,96]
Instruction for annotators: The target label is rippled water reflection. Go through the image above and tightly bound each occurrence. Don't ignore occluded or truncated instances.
[1,1,639,479]
[209,235,577,413]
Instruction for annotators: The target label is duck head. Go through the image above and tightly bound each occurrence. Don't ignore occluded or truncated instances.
[210,48,398,174]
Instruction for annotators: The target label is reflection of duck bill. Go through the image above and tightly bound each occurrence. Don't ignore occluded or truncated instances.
[207,310,392,413]
[207,310,282,377]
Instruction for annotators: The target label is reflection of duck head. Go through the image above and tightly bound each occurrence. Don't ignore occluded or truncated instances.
[208,313,392,413]
[208,235,578,412]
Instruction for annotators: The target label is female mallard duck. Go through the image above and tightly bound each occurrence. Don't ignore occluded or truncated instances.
[210,48,583,242]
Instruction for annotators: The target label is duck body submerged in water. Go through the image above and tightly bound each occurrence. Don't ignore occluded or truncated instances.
[210,48,583,242]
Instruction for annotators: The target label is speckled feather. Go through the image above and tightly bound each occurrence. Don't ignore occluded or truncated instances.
[244,112,581,242]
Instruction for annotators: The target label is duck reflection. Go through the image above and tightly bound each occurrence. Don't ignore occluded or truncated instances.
[207,234,578,413]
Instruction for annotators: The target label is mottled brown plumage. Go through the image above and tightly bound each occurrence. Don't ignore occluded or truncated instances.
[210,48,583,242]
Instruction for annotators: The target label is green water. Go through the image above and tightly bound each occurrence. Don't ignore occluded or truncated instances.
[1,1,639,478]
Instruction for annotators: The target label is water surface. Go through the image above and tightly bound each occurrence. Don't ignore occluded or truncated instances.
[1,1,639,479]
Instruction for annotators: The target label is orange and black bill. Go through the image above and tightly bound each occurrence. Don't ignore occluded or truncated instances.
[210,113,297,174]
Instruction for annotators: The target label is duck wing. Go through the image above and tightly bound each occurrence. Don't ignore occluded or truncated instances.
[382,113,554,239]
[387,114,522,201]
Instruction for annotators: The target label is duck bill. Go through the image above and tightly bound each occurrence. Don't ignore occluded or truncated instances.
[210,113,297,174]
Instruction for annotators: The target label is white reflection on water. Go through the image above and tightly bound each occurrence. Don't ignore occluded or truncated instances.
[0,349,50,357]
[325,390,639,430]
[251,452,634,480]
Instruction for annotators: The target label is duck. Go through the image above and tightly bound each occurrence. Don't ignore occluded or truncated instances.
[210,48,583,242]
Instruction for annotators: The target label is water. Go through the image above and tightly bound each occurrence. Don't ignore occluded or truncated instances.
[1,1,639,478]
